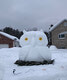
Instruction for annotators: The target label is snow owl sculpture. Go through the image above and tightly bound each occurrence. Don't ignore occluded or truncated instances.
[19,30,51,62]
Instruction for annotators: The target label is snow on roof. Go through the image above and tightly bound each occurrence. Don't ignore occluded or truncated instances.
[59,31,67,34]
[0,31,19,41]
[49,19,67,32]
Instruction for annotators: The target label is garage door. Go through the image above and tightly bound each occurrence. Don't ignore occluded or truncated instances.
[0,44,9,48]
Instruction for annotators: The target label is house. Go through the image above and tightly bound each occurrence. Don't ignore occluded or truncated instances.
[0,31,19,48]
[49,19,67,49]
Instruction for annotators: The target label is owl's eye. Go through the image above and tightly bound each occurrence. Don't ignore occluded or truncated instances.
[39,37,42,41]
[25,37,28,41]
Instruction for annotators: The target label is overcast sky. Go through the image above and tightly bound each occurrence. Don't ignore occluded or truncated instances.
[0,0,67,31]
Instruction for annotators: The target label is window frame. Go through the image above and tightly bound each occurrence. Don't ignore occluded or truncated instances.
[58,33,65,39]
[64,22,67,26]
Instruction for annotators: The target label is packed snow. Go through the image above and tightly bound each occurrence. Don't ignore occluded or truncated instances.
[0,47,67,80]
[0,62,5,80]
[19,30,51,61]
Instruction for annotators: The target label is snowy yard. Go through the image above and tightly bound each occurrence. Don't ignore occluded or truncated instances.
[0,47,67,80]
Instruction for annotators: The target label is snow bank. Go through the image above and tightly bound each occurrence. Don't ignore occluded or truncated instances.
[0,47,67,80]
[0,62,5,80]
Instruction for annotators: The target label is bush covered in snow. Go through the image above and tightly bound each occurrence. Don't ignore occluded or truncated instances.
[50,45,57,50]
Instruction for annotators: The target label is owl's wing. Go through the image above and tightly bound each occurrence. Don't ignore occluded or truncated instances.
[19,46,30,61]
[38,47,51,60]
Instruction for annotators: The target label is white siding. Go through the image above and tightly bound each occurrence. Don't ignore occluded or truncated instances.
[0,44,9,48]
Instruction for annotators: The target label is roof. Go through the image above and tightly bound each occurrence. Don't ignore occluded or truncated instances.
[0,31,19,41]
[49,19,67,32]
[59,31,67,35]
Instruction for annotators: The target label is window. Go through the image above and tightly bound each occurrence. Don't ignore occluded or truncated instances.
[60,47,65,49]
[58,34,65,39]
[64,22,67,26]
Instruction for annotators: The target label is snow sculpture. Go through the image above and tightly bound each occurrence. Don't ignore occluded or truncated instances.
[19,30,51,62]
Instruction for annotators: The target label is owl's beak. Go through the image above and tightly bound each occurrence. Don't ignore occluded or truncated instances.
[31,37,36,47]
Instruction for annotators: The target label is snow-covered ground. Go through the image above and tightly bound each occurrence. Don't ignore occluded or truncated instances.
[0,47,67,80]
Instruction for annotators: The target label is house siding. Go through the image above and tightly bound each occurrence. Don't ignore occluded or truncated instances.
[0,34,14,48]
[51,20,67,49]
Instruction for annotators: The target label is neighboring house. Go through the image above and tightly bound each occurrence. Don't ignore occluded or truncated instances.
[0,31,19,48]
[49,19,67,49]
